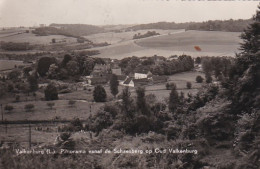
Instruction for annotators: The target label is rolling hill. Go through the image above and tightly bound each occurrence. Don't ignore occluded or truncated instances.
[91,30,242,59]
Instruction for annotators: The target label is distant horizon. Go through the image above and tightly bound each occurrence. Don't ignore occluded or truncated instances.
[0,17,254,29]
[0,0,259,27]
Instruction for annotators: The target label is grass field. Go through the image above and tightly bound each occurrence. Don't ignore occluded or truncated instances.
[85,29,184,44]
[145,71,205,100]
[0,32,77,45]
[0,60,30,71]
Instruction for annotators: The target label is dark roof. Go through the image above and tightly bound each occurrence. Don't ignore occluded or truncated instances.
[123,77,133,84]
[133,78,149,83]
[135,70,151,74]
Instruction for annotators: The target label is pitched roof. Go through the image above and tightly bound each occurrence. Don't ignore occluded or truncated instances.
[135,70,151,74]
[123,77,133,84]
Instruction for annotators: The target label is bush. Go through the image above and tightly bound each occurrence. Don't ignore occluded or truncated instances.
[4,105,14,112]
[103,103,119,118]
[58,118,83,132]
[44,83,58,101]
[186,82,192,89]
[68,100,76,107]
[24,104,34,112]
[166,82,177,90]
[86,111,113,135]
[196,75,204,83]
[47,102,55,109]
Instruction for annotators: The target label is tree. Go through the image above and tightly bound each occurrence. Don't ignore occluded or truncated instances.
[186,82,192,89]
[27,75,38,92]
[205,73,213,83]
[44,83,58,101]
[169,87,179,112]
[195,57,201,64]
[52,38,56,43]
[93,85,107,102]
[47,64,59,79]
[121,87,134,118]
[61,54,72,68]
[136,87,150,116]
[37,57,56,77]
[110,74,119,98]
[66,60,79,76]
[240,5,260,54]
[196,75,204,83]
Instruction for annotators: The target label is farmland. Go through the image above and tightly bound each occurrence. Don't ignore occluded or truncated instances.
[0,60,30,71]
[0,28,77,45]
[92,30,242,59]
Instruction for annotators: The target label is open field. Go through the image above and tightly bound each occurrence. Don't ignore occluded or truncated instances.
[85,29,184,44]
[0,60,30,71]
[145,71,205,100]
[0,31,77,45]
[92,30,242,59]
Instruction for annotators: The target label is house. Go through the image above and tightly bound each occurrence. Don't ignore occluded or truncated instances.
[122,77,134,87]
[134,70,152,79]
[121,76,152,87]
[111,68,122,76]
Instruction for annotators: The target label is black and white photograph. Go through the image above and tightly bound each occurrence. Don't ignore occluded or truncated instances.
[0,0,259,168]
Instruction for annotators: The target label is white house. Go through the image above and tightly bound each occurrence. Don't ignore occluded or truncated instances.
[134,70,152,79]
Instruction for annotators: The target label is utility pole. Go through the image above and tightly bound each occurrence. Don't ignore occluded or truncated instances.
[29,124,31,149]
[1,104,3,122]
[5,120,7,134]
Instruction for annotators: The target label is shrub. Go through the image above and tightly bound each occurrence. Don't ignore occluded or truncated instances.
[24,104,34,112]
[58,118,83,132]
[86,111,113,135]
[47,102,55,109]
[4,105,14,112]
[196,75,204,83]
[44,83,58,101]
[103,103,119,118]
[15,95,20,102]
[166,82,177,90]
[186,82,192,89]
[68,100,76,107]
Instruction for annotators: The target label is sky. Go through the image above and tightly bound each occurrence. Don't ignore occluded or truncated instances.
[0,0,259,27]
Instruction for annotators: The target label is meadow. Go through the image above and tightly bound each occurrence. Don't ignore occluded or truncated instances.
[0,60,30,71]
